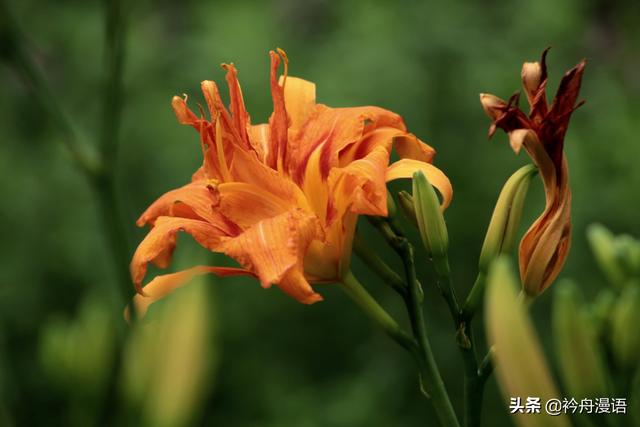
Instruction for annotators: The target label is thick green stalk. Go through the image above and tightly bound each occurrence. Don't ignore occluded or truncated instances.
[436,262,484,427]
[367,217,460,427]
[0,0,131,303]
[340,271,415,353]
[96,0,130,297]
[370,213,492,427]
[0,0,100,175]
[353,234,407,297]
[400,241,461,427]
[461,273,485,323]
[100,0,126,165]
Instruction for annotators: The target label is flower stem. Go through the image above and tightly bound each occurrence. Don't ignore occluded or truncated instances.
[340,271,415,352]
[460,272,485,323]
[0,0,100,175]
[435,262,486,427]
[367,216,460,427]
[0,0,131,304]
[353,233,407,297]
[401,242,461,427]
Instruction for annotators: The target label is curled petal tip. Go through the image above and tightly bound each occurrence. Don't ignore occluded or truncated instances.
[302,293,323,304]
[480,93,506,120]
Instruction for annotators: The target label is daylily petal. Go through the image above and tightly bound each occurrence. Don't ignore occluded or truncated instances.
[222,63,251,146]
[521,48,549,116]
[130,216,228,293]
[268,49,289,171]
[128,265,255,319]
[290,106,403,183]
[386,158,453,209]
[393,134,436,163]
[479,93,507,122]
[219,208,322,288]
[201,80,249,151]
[520,179,572,295]
[277,268,323,304]
[136,181,220,226]
[282,76,316,130]
[247,123,270,163]
[337,127,398,167]
[230,147,310,211]
[507,128,533,154]
[218,182,291,229]
[171,95,201,128]
[329,145,390,217]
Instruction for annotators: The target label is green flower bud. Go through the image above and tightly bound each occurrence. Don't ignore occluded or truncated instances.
[589,289,616,337]
[587,223,627,288]
[610,284,640,370]
[478,164,537,274]
[412,170,449,275]
[552,280,611,399]
[38,295,115,396]
[122,280,215,427]
[386,192,397,218]
[485,257,568,427]
[614,234,640,279]
[397,190,418,227]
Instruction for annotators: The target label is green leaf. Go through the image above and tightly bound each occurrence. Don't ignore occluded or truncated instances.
[485,257,570,427]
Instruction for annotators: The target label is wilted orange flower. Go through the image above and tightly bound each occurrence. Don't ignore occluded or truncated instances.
[130,49,451,314]
[480,49,586,296]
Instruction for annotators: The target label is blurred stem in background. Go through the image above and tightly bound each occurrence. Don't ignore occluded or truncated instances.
[0,0,131,307]
[1,1,130,423]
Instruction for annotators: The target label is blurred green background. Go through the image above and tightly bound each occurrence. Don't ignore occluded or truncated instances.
[1,0,639,426]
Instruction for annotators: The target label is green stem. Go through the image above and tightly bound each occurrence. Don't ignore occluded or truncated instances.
[477,349,494,384]
[0,0,132,304]
[340,271,415,353]
[353,233,407,297]
[0,0,100,175]
[370,214,491,427]
[400,240,461,427]
[461,272,486,322]
[97,0,130,298]
[100,0,126,164]
[367,217,460,427]
[434,264,461,329]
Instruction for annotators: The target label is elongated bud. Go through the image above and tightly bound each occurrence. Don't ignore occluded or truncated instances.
[397,190,418,227]
[614,234,640,279]
[412,171,449,275]
[610,284,640,370]
[122,280,214,427]
[478,164,537,274]
[589,289,616,337]
[485,257,568,426]
[587,224,627,288]
[386,192,397,218]
[552,280,611,399]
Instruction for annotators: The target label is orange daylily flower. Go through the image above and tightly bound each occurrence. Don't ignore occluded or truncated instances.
[480,49,586,296]
[130,49,452,314]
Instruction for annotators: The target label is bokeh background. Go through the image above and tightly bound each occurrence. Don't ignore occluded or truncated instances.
[1,0,639,426]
